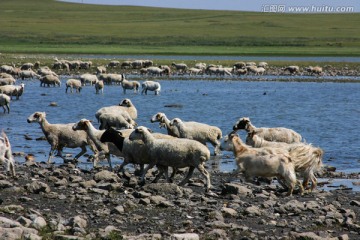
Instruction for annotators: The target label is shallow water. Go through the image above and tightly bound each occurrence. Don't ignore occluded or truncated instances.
[1,77,359,173]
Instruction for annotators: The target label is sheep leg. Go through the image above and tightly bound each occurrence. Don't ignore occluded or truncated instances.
[152,165,167,183]
[178,166,195,187]
[140,163,156,185]
[197,164,212,191]
[47,147,56,163]
[105,153,112,171]
[73,146,87,163]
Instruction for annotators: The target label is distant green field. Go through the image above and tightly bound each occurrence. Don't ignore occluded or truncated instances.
[1,0,360,56]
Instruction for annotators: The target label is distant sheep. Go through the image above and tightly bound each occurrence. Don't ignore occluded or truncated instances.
[120,75,140,94]
[0,84,25,100]
[171,62,188,73]
[0,94,11,113]
[20,62,34,70]
[108,60,120,68]
[65,79,82,93]
[80,73,98,86]
[96,66,107,74]
[283,66,300,75]
[141,81,161,95]
[0,131,16,177]
[95,80,104,94]
[0,77,16,86]
[19,70,40,80]
[40,75,61,87]
[233,117,302,144]
[307,66,323,75]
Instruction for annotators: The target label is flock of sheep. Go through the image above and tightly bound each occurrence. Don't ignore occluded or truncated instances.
[0,58,324,196]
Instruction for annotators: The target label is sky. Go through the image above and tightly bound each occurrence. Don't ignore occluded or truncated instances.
[59,0,359,13]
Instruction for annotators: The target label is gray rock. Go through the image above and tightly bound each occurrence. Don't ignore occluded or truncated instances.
[0,204,24,214]
[205,228,228,239]
[79,180,97,188]
[244,206,262,216]
[31,216,47,230]
[0,227,23,240]
[16,216,32,227]
[25,181,51,193]
[143,183,191,197]
[221,207,238,217]
[171,233,200,240]
[0,180,13,189]
[68,216,87,229]
[111,205,125,214]
[221,183,252,195]
[94,170,120,183]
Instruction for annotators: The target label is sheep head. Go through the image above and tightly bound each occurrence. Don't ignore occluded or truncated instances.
[233,117,250,131]
[119,98,132,107]
[169,118,182,127]
[27,112,46,123]
[150,112,165,123]
[72,119,91,131]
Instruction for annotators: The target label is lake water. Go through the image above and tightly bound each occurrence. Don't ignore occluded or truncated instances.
[1,77,360,174]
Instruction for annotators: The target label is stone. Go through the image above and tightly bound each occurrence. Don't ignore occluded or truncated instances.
[221,183,252,195]
[221,207,238,217]
[94,170,120,183]
[31,216,47,230]
[171,233,200,240]
[25,181,51,193]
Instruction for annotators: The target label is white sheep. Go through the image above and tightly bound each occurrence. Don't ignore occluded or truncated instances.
[0,77,16,86]
[131,60,144,69]
[105,73,124,85]
[96,66,107,74]
[128,126,212,191]
[220,132,303,196]
[20,62,34,70]
[248,66,265,75]
[108,60,120,68]
[246,131,323,191]
[65,79,82,93]
[72,119,125,170]
[188,67,204,75]
[99,127,177,179]
[120,75,140,94]
[19,70,40,80]
[95,80,104,94]
[95,98,138,122]
[27,112,97,163]
[194,62,206,70]
[40,75,61,87]
[141,81,161,95]
[0,94,11,114]
[37,67,58,77]
[171,62,188,73]
[258,62,268,68]
[233,117,302,144]
[121,61,132,69]
[0,84,25,100]
[150,112,181,137]
[159,65,171,76]
[99,112,136,130]
[80,73,98,86]
[306,66,323,75]
[169,117,223,156]
[146,67,165,76]
[233,62,245,69]
[0,131,16,177]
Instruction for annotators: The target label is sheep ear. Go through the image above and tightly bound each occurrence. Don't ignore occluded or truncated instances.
[146,128,153,133]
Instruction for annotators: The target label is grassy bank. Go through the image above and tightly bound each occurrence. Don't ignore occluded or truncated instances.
[0,0,360,56]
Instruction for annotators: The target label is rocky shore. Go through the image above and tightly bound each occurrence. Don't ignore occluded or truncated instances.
[0,162,359,240]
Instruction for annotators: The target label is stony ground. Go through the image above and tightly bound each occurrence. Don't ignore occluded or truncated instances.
[0,162,359,240]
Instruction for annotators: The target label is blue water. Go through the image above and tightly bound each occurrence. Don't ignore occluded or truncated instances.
[1,78,359,173]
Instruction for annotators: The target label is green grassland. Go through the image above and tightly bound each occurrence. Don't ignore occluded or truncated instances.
[0,0,360,56]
